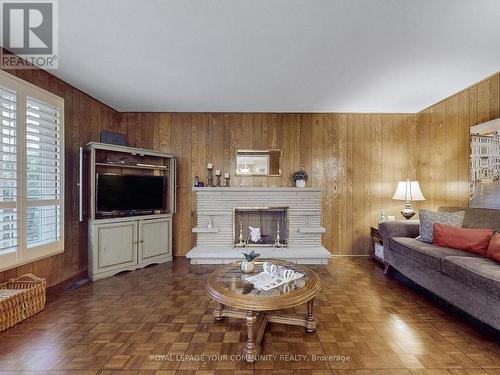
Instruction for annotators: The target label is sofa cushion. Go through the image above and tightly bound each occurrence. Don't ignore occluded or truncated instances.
[487,232,500,263]
[442,256,500,300]
[438,207,500,231]
[390,237,480,272]
[433,223,493,256]
[419,209,465,243]
[464,208,500,232]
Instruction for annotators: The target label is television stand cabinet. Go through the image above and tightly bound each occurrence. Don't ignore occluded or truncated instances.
[81,142,176,281]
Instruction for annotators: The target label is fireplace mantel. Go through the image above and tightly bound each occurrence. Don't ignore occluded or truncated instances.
[186,187,331,264]
[192,187,323,192]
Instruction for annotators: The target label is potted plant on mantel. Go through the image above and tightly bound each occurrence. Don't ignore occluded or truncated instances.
[241,250,260,274]
[293,168,308,188]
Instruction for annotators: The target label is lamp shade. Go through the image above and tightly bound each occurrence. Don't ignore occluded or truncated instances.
[392,179,425,201]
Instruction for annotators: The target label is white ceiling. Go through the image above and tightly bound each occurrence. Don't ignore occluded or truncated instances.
[52,0,500,112]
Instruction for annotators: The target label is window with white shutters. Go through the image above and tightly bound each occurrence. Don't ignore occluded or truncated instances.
[0,86,17,261]
[26,98,62,248]
[0,71,64,270]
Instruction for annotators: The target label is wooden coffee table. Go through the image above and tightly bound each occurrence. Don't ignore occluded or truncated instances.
[206,260,322,363]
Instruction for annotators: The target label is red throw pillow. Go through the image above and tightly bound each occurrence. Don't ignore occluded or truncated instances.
[432,223,493,256]
[487,232,500,262]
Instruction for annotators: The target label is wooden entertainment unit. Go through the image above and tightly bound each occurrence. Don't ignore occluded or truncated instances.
[81,142,176,281]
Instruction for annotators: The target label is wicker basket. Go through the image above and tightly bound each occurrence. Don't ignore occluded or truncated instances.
[0,274,46,332]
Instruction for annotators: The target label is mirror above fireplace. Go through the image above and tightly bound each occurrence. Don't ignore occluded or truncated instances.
[236,149,281,176]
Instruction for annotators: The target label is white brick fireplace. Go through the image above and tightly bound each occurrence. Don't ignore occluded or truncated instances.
[186,187,331,264]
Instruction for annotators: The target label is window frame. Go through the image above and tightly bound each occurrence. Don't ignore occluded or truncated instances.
[0,70,65,271]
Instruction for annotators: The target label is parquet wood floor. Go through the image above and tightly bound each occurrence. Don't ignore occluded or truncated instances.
[0,257,499,375]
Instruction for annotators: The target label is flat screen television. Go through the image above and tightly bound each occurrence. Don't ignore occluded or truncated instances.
[96,174,166,215]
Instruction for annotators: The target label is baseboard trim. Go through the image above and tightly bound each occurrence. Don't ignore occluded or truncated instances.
[330,254,370,257]
[46,270,88,301]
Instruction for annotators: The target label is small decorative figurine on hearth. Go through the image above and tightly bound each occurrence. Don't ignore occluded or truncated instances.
[224,173,230,187]
[248,226,261,243]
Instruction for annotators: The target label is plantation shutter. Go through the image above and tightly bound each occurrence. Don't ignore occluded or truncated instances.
[25,97,63,254]
[0,86,18,266]
[0,70,64,271]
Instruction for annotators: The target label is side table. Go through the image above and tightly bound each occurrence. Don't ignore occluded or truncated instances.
[370,226,390,274]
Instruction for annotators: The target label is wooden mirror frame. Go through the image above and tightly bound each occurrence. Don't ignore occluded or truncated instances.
[235,149,282,177]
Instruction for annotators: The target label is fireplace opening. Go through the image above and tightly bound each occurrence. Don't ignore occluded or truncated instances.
[233,207,288,247]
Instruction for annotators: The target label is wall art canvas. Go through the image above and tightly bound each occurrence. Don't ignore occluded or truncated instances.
[470,118,500,209]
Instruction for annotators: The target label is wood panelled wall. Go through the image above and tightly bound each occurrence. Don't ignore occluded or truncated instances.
[0,60,416,286]
[417,72,500,210]
[120,113,417,256]
[2,55,495,287]
[0,63,121,287]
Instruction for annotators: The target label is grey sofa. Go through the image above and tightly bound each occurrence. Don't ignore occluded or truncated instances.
[379,207,500,331]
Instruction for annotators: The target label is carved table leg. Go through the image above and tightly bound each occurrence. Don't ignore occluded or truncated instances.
[305,299,318,333]
[241,311,260,363]
[214,303,225,321]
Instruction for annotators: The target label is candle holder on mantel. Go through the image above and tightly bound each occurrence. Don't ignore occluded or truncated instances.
[207,163,214,187]
[215,170,221,187]
[224,173,230,187]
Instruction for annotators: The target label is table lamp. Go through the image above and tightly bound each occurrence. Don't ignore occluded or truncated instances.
[392,179,425,219]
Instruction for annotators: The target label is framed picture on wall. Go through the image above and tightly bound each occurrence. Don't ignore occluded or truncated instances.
[469,118,500,209]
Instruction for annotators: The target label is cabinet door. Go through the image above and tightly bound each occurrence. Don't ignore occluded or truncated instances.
[96,221,138,269]
[139,218,171,261]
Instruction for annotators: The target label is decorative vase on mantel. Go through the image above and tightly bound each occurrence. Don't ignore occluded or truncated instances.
[295,179,306,188]
[241,250,260,274]
[293,168,308,188]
